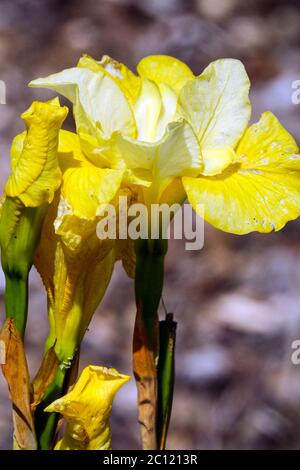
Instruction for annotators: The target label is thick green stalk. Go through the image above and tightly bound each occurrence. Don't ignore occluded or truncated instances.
[133,238,168,450]
[0,198,47,337]
[135,238,168,339]
[4,273,29,338]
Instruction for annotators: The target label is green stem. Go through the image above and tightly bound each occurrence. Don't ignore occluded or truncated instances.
[0,198,48,338]
[135,238,168,335]
[34,366,67,450]
[157,313,177,449]
[5,273,29,338]
[133,238,168,449]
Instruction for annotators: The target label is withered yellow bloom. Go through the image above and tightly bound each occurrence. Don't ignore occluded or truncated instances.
[5,98,68,206]
[45,366,130,450]
[0,98,68,336]
[35,130,122,361]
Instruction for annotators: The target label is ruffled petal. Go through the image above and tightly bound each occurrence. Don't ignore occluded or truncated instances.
[30,66,136,139]
[61,167,124,220]
[183,112,300,234]
[201,146,237,176]
[179,59,251,150]
[115,120,201,203]
[78,54,141,104]
[137,55,194,94]
[155,121,201,180]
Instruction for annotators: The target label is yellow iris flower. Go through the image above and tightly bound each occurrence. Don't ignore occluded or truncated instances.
[29,54,201,210]
[45,366,130,450]
[30,54,300,234]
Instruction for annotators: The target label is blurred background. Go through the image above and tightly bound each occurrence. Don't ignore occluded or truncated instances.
[1,0,300,450]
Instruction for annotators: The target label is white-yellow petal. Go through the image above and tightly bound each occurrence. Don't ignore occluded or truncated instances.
[78,54,141,103]
[133,78,162,142]
[179,59,251,150]
[30,67,136,139]
[202,146,237,176]
[155,83,178,141]
[116,120,201,203]
[61,167,124,219]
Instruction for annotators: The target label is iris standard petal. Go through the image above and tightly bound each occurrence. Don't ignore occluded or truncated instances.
[179,59,251,150]
[137,55,194,94]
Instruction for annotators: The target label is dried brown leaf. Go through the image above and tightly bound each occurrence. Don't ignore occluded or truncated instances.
[31,346,59,410]
[0,319,37,450]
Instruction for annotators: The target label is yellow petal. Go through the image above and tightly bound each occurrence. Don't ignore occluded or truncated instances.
[114,133,154,171]
[122,168,153,188]
[52,245,115,360]
[202,146,237,176]
[10,131,26,169]
[236,112,299,170]
[133,78,162,142]
[45,365,130,450]
[155,121,201,180]
[35,195,116,361]
[5,100,68,206]
[77,133,107,166]
[137,55,194,94]
[155,83,178,141]
[159,177,186,206]
[78,54,141,104]
[116,121,201,177]
[116,120,201,203]
[29,66,136,139]
[58,129,90,170]
[61,167,124,219]
[80,249,116,339]
[183,112,300,234]
[179,59,251,150]
[73,87,101,137]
